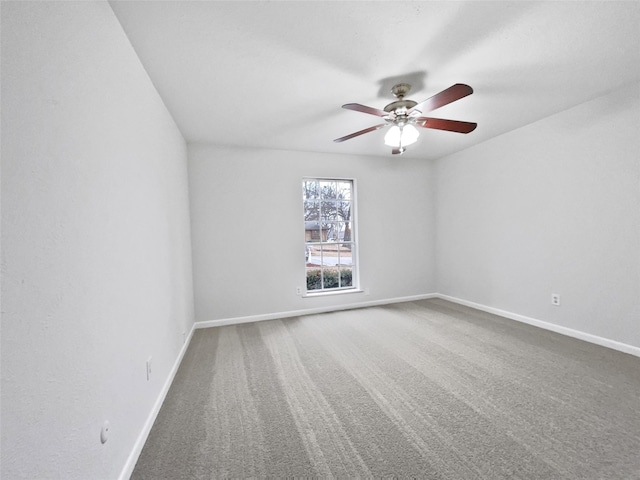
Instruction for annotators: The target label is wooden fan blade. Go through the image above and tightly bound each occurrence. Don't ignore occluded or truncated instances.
[416,117,477,134]
[392,147,405,155]
[408,84,473,114]
[333,123,387,143]
[342,103,389,117]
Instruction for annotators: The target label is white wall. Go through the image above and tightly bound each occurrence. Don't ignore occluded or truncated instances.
[1,2,194,479]
[189,145,435,321]
[435,82,640,349]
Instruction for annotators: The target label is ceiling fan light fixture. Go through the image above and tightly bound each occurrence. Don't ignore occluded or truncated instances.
[402,124,419,145]
[384,125,401,147]
[384,124,419,147]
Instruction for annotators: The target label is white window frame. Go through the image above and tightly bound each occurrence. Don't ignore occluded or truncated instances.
[302,177,360,296]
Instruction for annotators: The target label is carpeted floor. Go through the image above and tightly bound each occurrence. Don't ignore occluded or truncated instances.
[131,299,640,479]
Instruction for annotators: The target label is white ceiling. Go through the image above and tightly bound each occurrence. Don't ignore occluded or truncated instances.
[109,1,640,160]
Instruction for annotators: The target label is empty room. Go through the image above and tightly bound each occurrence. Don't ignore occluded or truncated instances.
[2,1,639,479]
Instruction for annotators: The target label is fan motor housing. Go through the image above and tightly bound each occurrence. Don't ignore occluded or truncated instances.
[384,99,418,113]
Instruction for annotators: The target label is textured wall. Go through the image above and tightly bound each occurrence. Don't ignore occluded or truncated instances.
[188,145,435,321]
[1,2,194,478]
[435,82,640,349]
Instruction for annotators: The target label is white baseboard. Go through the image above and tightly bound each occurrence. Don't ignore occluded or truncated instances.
[195,293,640,358]
[118,323,197,480]
[195,293,438,329]
[436,294,640,358]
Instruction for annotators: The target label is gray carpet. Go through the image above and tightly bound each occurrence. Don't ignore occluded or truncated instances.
[131,299,640,479]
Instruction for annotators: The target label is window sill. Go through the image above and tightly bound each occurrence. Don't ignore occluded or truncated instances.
[302,288,363,298]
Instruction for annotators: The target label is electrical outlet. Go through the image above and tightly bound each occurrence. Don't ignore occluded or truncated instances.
[551,293,561,306]
[365,288,371,296]
[146,356,152,380]
[296,286,302,295]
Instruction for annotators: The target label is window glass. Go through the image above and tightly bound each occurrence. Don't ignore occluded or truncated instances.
[303,179,357,293]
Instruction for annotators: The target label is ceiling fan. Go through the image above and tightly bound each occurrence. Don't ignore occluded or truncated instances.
[334,83,477,155]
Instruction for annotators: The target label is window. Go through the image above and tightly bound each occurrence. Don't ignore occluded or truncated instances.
[303,178,357,293]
